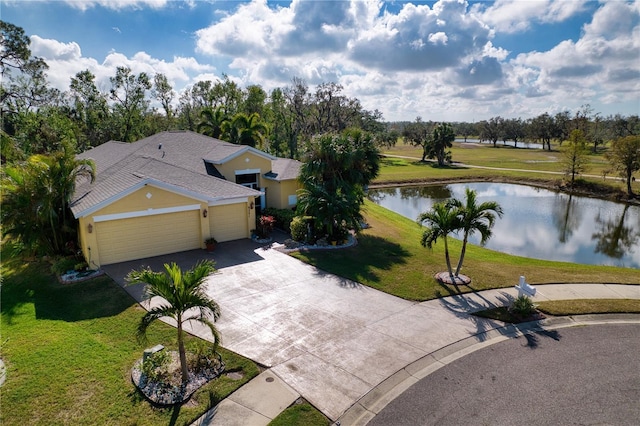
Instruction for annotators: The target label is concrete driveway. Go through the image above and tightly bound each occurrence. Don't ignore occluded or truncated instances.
[105,235,506,421]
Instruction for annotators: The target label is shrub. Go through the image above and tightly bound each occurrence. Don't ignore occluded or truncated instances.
[290,216,314,243]
[256,215,276,238]
[51,256,81,275]
[510,295,536,317]
[141,350,171,382]
[263,207,296,232]
[187,340,220,373]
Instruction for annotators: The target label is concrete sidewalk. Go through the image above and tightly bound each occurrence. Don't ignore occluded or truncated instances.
[107,244,640,425]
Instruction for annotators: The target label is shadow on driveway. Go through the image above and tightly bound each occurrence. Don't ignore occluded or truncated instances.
[102,231,289,299]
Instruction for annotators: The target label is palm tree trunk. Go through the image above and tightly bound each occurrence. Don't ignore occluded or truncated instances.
[177,317,189,385]
[443,237,454,278]
[455,236,468,276]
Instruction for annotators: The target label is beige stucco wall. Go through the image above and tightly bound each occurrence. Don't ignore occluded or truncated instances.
[263,179,301,209]
[215,152,272,186]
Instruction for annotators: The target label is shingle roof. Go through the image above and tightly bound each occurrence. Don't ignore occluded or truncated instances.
[264,158,302,181]
[71,131,282,218]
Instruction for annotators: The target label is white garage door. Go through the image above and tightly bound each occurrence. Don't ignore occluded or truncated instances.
[96,210,201,265]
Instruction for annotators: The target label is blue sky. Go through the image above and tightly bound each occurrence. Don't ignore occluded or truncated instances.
[4,0,639,122]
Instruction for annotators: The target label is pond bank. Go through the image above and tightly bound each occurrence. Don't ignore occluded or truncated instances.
[371,175,639,206]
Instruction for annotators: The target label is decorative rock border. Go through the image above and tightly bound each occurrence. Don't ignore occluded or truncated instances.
[131,351,225,405]
[434,271,471,286]
[275,234,358,253]
[0,359,6,387]
[59,269,104,284]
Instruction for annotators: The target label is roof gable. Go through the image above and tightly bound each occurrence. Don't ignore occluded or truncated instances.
[72,132,266,218]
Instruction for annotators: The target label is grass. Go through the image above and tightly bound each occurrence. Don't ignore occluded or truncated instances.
[536,299,640,316]
[378,141,638,196]
[292,201,639,301]
[0,257,260,426]
[473,299,640,323]
[268,402,330,426]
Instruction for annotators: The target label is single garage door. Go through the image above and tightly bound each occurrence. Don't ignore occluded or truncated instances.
[96,210,201,265]
[209,203,248,242]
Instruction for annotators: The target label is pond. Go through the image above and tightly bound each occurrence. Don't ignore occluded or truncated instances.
[368,183,640,269]
[455,138,545,150]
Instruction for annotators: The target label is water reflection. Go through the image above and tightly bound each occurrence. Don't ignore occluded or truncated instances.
[368,183,640,268]
[552,194,583,243]
[593,205,640,259]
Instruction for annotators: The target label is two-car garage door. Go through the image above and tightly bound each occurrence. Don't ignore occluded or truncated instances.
[95,210,201,265]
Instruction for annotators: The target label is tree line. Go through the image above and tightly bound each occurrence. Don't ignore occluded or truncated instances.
[397,108,639,154]
[1,21,392,162]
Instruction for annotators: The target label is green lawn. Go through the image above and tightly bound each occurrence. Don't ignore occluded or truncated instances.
[0,258,259,426]
[379,141,637,195]
[292,201,639,301]
[269,402,330,426]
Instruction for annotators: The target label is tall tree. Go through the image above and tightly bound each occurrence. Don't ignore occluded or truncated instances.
[265,87,292,157]
[449,188,503,276]
[403,117,434,162]
[561,129,589,188]
[242,84,267,116]
[429,122,455,166]
[605,135,640,197]
[479,116,502,147]
[1,21,58,115]
[69,69,109,150]
[529,113,555,151]
[126,260,221,385]
[501,118,525,148]
[284,77,312,158]
[109,66,151,142]
[152,73,175,122]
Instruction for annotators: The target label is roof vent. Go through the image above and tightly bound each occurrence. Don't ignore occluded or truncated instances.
[158,143,162,150]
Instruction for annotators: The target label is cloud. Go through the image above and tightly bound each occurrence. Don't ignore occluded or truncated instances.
[16,0,640,123]
[64,0,168,11]
[454,57,504,86]
[28,35,214,96]
[511,1,640,109]
[348,0,492,71]
[475,0,589,33]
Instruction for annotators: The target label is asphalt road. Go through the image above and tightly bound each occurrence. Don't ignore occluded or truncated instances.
[368,324,640,426]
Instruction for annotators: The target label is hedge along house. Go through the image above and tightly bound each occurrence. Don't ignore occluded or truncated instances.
[71,131,301,269]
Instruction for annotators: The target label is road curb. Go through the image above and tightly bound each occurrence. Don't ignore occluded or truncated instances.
[337,314,640,426]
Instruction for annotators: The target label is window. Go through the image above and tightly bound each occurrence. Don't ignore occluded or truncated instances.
[236,173,259,190]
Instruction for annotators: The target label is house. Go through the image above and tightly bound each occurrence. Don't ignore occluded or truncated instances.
[71,131,301,268]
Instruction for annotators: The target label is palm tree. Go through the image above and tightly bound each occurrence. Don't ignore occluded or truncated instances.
[126,260,220,385]
[1,144,95,254]
[417,201,461,279]
[197,106,228,139]
[222,112,268,147]
[451,188,503,276]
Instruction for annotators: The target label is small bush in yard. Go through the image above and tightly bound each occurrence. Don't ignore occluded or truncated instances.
[256,215,276,238]
[141,350,171,382]
[290,216,315,243]
[510,295,536,317]
[263,207,296,232]
[51,256,81,274]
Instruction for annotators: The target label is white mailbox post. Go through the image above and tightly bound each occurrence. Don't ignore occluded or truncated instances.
[515,276,536,297]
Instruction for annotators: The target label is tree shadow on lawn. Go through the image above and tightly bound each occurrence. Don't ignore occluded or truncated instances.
[33,275,134,322]
[300,235,411,285]
[437,288,561,349]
